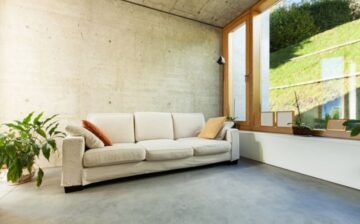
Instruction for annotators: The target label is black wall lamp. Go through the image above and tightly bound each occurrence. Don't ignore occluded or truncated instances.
[217,56,226,65]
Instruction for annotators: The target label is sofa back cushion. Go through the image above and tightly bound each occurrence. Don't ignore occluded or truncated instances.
[134,112,174,141]
[87,113,135,143]
[172,113,205,139]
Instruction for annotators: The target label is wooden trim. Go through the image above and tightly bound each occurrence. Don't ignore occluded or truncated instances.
[312,129,360,140]
[223,31,229,116]
[251,10,260,128]
[224,0,278,30]
[223,0,278,126]
[224,11,251,33]
[253,126,293,134]
[223,14,252,127]
[238,127,360,141]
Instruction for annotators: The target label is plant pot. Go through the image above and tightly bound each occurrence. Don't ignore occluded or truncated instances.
[292,126,312,136]
[7,167,35,185]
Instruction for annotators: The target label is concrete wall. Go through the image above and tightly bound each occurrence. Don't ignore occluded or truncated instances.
[239,131,360,190]
[0,0,222,166]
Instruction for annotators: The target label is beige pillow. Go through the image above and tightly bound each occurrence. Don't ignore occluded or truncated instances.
[65,125,104,149]
[216,121,235,140]
[198,117,226,139]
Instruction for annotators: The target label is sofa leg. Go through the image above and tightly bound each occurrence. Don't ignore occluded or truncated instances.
[64,185,84,193]
[229,160,238,165]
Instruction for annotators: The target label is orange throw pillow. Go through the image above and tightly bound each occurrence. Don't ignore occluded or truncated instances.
[82,120,112,146]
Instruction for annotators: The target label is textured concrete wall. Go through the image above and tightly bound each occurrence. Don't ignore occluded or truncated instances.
[0,0,222,166]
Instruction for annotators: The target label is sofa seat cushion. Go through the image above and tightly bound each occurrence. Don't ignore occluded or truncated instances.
[83,144,146,168]
[138,139,193,161]
[177,137,230,156]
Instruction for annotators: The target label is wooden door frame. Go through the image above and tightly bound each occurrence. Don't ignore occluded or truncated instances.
[223,12,253,128]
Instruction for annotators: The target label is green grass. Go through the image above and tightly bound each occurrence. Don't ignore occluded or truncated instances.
[270,19,360,87]
[269,19,360,117]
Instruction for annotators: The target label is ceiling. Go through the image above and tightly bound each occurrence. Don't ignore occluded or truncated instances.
[122,0,258,28]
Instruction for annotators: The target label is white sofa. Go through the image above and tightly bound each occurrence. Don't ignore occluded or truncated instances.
[61,112,239,192]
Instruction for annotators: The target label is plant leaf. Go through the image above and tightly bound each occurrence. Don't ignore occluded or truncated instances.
[32,143,40,156]
[54,131,67,138]
[33,112,44,125]
[45,120,58,131]
[7,159,22,183]
[36,168,44,187]
[350,125,360,136]
[343,120,360,128]
[41,143,51,160]
[49,123,59,136]
[36,128,47,139]
[47,139,56,150]
[42,114,58,126]
[5,123,25,132]
[23,112,34,125]
[27,160,34,174]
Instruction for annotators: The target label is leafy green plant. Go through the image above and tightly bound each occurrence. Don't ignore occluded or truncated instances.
[270,5,318,52]
[0,112,66,186]
[226,116,237,122]
[292,91,312,129]
[270,0,356,52]
[343,120,360,136]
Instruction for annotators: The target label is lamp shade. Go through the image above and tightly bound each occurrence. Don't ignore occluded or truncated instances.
[217,56,225,65]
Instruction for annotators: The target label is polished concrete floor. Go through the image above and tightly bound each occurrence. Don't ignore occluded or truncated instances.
[1,159,360,224]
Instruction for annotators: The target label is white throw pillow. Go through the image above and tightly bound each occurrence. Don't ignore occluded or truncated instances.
[65,125,104,149]
[215,121,234,140]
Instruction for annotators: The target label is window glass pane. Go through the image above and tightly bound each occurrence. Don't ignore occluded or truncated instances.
[229,23,247,121]
[260,0,360,129]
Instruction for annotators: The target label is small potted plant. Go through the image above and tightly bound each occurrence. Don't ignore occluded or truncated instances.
[292,92,313,136]
[343,120,360,136]
[226,116,237,128]
[0,112,65,186]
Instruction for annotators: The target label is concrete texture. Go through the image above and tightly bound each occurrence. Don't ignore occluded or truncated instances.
[1,159,359,224]
[125,0,258,27]
[0,0,222,166]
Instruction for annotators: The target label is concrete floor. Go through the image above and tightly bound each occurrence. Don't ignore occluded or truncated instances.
[0,159,359,224]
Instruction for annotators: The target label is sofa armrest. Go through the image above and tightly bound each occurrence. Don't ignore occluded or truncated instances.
[226,128,240,161]
[61,136,85,187]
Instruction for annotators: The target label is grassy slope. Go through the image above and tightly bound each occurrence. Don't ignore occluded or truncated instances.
[269,19,360,113]
[270,19,360,87]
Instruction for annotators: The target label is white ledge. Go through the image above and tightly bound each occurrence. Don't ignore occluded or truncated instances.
[239,130,360,190]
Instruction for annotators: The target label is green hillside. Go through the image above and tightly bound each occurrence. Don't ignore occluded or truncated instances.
[269,19,360,116]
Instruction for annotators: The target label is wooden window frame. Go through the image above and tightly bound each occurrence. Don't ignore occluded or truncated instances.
[223,12,252,128]
[222,0,360,141]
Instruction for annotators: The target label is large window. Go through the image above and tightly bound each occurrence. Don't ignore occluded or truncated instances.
[224,0,360,138]
[259,0,360,129]
[228,22,248,121]
[224,15,251,125]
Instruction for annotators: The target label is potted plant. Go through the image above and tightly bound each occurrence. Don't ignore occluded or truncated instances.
[343,120,360,136]
[292,92,313,136]
[226,116,237,128]
[0,112,65,186]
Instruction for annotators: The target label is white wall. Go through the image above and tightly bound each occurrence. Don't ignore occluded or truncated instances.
[0,0,222,123]
[240,131,360,190]
[0,0,222,167]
